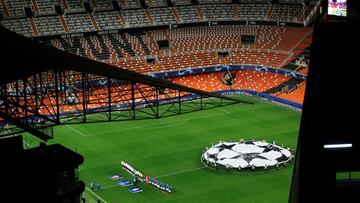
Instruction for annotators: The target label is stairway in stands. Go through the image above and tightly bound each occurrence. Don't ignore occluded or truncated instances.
[264,77,305,95]
[281,32,312,72]
[58,37,86,57]
[120,33,136,57]
[282,45,311,73]
[107,34,136,57]
[135,32,151,56]
[85,36,110,60]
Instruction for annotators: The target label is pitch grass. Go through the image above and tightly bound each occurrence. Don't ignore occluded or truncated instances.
[25,95,301,203]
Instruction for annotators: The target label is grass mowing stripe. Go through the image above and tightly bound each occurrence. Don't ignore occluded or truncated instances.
[86,119,188,136]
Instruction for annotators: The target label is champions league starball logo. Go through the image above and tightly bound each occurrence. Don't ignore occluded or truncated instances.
[202,140,293,170]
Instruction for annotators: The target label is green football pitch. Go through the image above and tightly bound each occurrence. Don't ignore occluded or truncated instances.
[24,94,301,203]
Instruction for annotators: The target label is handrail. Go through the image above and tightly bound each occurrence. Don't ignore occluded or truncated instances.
[304,0,321,26]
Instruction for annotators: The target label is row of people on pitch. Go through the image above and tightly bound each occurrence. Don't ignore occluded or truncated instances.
[148,177,172,193]
[90,182,101,190]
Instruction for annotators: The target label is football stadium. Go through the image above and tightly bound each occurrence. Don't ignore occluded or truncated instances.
[0,0,359,203]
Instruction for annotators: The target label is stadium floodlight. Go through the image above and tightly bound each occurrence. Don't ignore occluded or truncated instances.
[323,143,352,149]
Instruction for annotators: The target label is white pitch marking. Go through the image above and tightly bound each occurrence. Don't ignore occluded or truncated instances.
[155,166,207,179]
[65,125,87,136]
[215,107,231,114]
[101,184,120,189]
[85,187,108,203]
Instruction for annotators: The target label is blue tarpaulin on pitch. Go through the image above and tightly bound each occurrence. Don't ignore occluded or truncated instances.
[129,187,143,193]
[108,174,123,180]
[118,180,132,187]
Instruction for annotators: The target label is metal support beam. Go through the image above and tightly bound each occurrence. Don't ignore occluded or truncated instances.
[23,78,28,126]
[156,87,159,118]
[34,74,39,115]
[0,69,246,141]
[178,90,181,114]
[131,82,135,119]
[54,70,60,124]
[108,77,111,121]
[81,72,87,122]
[15,81,19,106]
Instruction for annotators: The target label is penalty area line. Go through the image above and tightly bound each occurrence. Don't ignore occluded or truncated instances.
[155,166,207,179]
[86,187,108,203]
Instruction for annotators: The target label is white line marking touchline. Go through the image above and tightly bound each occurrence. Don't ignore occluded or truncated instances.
[86,187,108,203]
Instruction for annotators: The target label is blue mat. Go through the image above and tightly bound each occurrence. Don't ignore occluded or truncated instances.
[118,180,133,187]
[129,187,143,193]
[108,174,123,181]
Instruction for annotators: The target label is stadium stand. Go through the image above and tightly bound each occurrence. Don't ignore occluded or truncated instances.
[2,18,33,37]
[122,9,151,27]
[94,11,123,30]
[170,70,290,93]
[4,0,31,17]
[147,0,167,8]
[149,7,177,25]
[263,77,305,96]
[175,5,200,23]
[0,0,315,105]
[64,13,96,33]
[0,1,315,35]
[201,4,234,21]
[34,15,64,35]
[270,4,304,23]
[238,3,269,21]
[174,0,192,6]
[33,24,311,78]
[276,81,306,104]
[122,0,141,9]
[92,0,114,11]
[64,0,84,13]
[35,0,56,15]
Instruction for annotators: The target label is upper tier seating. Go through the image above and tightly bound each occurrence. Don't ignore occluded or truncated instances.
[122,9,151,27]
[176,5,200,23]
[175,0,192,6]
[238,4,269,21]
[147,0,167,8]
[201,4,234,21]
[38,25,311,75]
[2,18,33,37]
[4,0,31,17]
[64,13,96,33]
[149,7,177,25]
[94,11,123,30]
[1,1,316,37]
[34,15,64,35]
[36,0,56,15]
